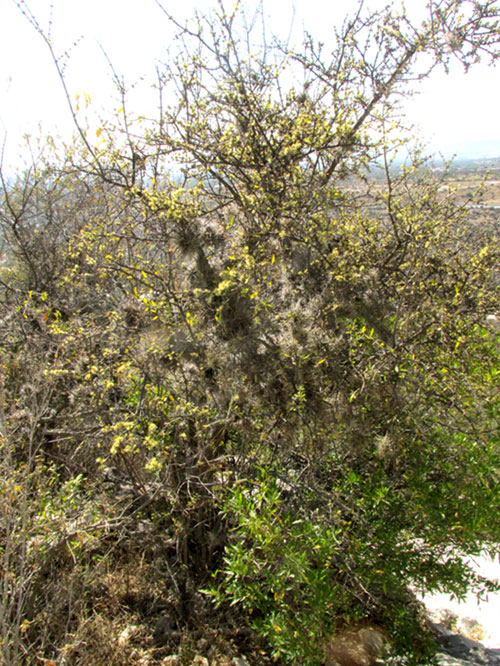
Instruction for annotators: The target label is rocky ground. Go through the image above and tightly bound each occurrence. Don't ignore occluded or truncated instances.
[433,626,500,666]
[422,553,500,666]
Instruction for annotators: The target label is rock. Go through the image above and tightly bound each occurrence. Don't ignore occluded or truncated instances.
[433,623,500,666]
[459,617,487,642]
[428,608,459,631]
[232,658,250,666]
[436,653,478,666]
[324,626,385,666]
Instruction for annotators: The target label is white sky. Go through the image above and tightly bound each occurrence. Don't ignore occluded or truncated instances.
[1,0,500,169]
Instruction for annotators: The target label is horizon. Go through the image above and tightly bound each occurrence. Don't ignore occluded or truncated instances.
[434,139,500,160]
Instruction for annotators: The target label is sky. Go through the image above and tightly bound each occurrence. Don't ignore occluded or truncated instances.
[1,0,500,170]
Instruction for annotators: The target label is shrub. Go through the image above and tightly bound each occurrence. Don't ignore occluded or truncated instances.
[2,1,500,662]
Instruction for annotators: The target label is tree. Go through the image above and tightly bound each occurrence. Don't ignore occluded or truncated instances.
[1,0,500,663]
